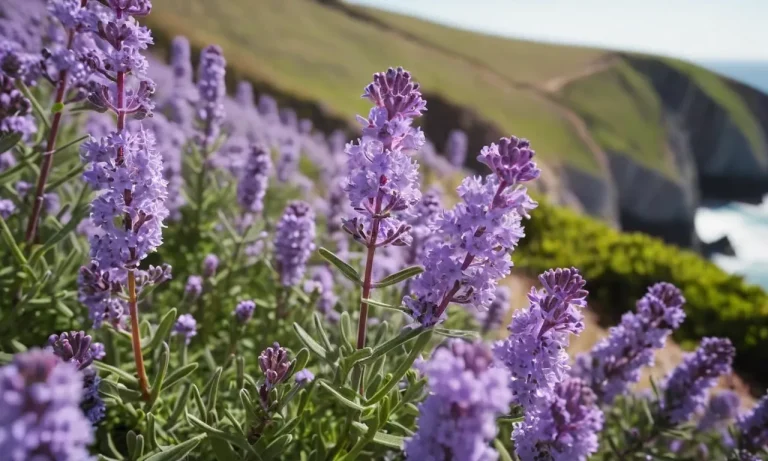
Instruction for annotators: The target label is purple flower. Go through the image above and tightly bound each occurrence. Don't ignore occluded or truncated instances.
[513,378,604,461]
[259,342,290,389]
[169,36,196,102]
[237,143,271,213]
[0,349,94,460]
[195,45,226,149]
[661,337,735,425]
[474,285,510,334]
[0,151,16,172]
[47,331,105,424]
[235,80,254,107]
[402,186,442,267]
[276,136,299,183]
[342,68,425,250]
[477,136,541,186]
[405,340,512,461]
[494,268,588,409]
[573,283,686,404]
[234,300,256,324]
[90,342,106,361]
[48,331,95,370]
[699,390,740,431]
[737,393,768,453]
[185,275,203,299]
[446,129,468,167]
[203,253,219,278]
[78,262,128,329]
[404,140,539,327]
[0,75,35,141]
[0,199,15,219]
[172,314,198,345]
[294,369,315,385]
[274,201,316,287]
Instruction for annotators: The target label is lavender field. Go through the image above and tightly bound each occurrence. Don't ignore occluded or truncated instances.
[1,0,767,460]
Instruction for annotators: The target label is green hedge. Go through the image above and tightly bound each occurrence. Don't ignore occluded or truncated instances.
[516,199,768,384]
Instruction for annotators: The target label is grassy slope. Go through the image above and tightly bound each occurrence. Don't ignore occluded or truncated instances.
[557,62,676,178]
[362,5,768,179]
[146,0,600,173]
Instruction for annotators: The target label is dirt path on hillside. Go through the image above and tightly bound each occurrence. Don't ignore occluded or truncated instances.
[539,54,621,93]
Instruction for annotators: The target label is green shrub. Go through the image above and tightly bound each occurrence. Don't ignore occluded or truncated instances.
[516,198,768,383]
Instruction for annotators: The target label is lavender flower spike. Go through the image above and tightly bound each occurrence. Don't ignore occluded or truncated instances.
[404,136,539,327]
[237,143,272,214]
[195,45,226,150]
[494,268,588,409]
[446,129,468,167]
[294,369,315,386]
[698,390,741,431]
[185,275,203,299]
[661,337,735,425]
[737,393,768,454]
[172,314,198,345]
[0,349,94,460]
[234,300,256,324]
[48,331,94,370]
[259,342,291,389]
[203,253,219,278]
[573,282,686,404]
[475,285,511,334]
[274,201,316,287]
[405,340,512,461]
[513,378,604,461]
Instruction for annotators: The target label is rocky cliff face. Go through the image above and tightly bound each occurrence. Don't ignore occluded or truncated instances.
[556,56,768,250]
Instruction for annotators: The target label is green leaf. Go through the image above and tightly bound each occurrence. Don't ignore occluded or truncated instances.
[292,348,310,374]
[497,415,525,424]
[371,265,424,288]
[366,331,433,405]
[361,298,407,313]
[51,102,64,113]
[361,327,426,365]
[141,434,206,461]
[0,132,22,154]
[15,80,50,131]
[370,431,405,450]
[292,323,327,360]
[434,328,481,339]
[494,439,514,461]
[209,438,239,461]
[45,162,85,192]
[318,247,362,285]
[262,434,292,461]
[146,342,170,411]
[142,309,177,352]
[341,347,373,370]
[318,381,365,411]
[187,413,255,454]
[93,361,139,386]
[205,367,223,413]
[312,312,333,352]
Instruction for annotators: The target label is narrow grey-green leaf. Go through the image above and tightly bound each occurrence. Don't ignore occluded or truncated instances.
[0,132,22,154]
[93,361,139,386]
[142,308,177,352]
[293,323,327,360]
[141,434,206,461]
[262,434,292,461]
[318,247,361,285]
[371,265,423,288]
[361,327,425,365]
[187,413,255,453]
[161,363,198,391]
[318,381,365,411]
[366,331,433,405]
[434,328,481,339]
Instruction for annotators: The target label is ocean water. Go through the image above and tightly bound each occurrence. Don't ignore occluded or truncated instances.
[695,199,768,289]
[692,62,768,289]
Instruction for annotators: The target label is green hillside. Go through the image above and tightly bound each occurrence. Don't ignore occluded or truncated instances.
[147,0,600,174]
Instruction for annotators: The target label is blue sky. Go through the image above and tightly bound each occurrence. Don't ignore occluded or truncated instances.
[346,0,768,62]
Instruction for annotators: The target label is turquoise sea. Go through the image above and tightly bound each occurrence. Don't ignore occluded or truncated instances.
[696,62,768,289]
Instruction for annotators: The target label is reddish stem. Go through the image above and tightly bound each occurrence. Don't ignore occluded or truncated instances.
[24,30,76,244]
[128,270,150,400]
[357,195,383,350]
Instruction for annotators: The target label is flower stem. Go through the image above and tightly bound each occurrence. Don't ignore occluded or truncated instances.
[128,270,150,400]
[357,195,383,350]
[24,26,78,244]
